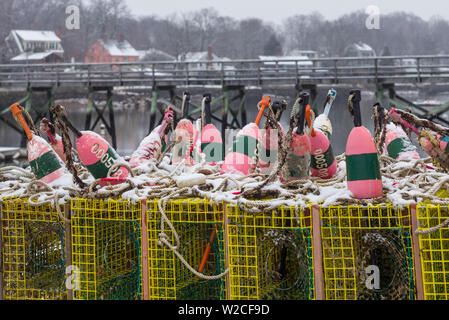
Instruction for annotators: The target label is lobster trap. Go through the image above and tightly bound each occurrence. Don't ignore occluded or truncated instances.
[320,205,416,300]
[1,199,68,300]
[416,204,449,300]
[146,199,227,300]
[226,204,315,300]
[71,199,142,300]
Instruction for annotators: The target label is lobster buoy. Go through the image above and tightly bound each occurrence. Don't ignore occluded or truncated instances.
[376,105,420,161]
[40,118,66,163]
[306,105,337,179]
[314,89,337,139]
[258,100,286,175]
[282,93,311,182]
[346,90,382,199]
[129,106,174,168]
[50,105,129,181]
[10,104,67,184]
[200,94,223,165]
[172,92,196,167]
[221,95,271,175]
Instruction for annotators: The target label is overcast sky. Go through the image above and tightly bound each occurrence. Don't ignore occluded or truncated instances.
[125,0,449,21]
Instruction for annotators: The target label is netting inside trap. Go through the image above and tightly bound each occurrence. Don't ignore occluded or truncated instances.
[227,205,314,300]
[321,205,416,300]
[71,199,142,300]
[1,200,67,300]
[417,204,449,300]
[147,199,227,300]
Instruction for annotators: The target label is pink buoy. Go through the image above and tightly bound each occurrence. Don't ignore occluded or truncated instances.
[282,93,311,182]
[222,95,271,175]
[172,92,197,167]
[129,107,174,168]
[10,104,66,184]
[40,118,66,163]
[346,91,383,199]
[200,94,223,165]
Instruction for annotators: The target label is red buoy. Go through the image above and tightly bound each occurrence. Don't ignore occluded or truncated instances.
[50,105,129,181]
[10,104,66,184]
[172,92,196,167]
[129,106,174,168]
[282,93,311,182]
[200,94,223,165]
[346,91,382,199]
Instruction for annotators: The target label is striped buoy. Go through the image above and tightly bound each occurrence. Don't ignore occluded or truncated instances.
[314,89,337,139]
[376,104,420,161]
[10,104,66,184]
[40,118,66,163]
[200,94,223,165]
[50,105,129,181]
[172,92,196,167]
[221,95,272,175]
[129,106,174,168]
[258,100,286,175]
[306,105,337,179]
[346,90,382,199]
[282,93,311,182]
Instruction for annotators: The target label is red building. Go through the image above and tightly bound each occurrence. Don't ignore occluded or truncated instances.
[85,36,140,63]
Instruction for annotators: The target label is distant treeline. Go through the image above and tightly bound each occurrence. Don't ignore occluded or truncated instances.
[1,0,449,62]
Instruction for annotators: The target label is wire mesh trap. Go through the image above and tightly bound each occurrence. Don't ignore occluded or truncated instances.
[417,204,449,300]
[320,205,416,300]
[146,199,227,300]
[226,204,315,300]
[1,199,67,300]
[71,199,142,300]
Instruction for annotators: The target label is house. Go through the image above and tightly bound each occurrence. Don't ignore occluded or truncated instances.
[178,47,226,71]
[344,42,376,58]
[289,50,318,59]
[5,29,64,63]
[138,48,175,62]
[85,36,140,63]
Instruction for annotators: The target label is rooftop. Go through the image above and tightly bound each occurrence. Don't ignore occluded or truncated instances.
[100,39,139,57]
[10,30,61,42]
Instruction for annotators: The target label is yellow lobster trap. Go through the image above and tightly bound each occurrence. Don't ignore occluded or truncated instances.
[226,204,315,300]
[416,204,449,300]
[145,199,228,300]
[320,204,417,300]
[1,198,68,300]
[70,198,142,300]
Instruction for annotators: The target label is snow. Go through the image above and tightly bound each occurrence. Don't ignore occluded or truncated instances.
[12,30,61,42]
[258,55,313,66]
[11,50,63,61]
[100,39,139,57]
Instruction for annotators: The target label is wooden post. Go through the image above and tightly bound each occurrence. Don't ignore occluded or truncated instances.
[223,203,231,300]
[64,204,73,300]
[141,200,149,300]
[311,205,324,300]
[410,204,425,300]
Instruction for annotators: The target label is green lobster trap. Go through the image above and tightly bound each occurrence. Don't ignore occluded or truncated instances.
[416,204,449,300]
[71,198,142,300]
[1,199,68,300]
[226,204,315,300]
[146,199,227,300]
[320,204,416,300]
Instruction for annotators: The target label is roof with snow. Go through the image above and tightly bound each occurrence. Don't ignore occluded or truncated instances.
[11,50,63,62]
[100,39,139,57]
[179,51,222,62]
[10,30,61,42]
[138,48,175,61]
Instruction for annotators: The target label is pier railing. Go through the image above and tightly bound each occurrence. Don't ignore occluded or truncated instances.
[2,55,449,88]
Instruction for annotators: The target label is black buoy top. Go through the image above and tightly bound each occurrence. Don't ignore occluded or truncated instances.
[373,102,387,129]
[296,93,310,135]
[182,91,191,120]
[272,100,286,122]
[349,90,362,128]
[203,93,212,125]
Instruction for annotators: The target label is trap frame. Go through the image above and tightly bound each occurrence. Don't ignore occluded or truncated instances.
[320,204,417,300]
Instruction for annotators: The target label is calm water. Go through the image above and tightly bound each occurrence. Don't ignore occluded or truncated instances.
[0,88,437,163]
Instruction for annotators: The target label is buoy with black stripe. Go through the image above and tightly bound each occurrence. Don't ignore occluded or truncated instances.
[375,104,420,161]
[221,95,271,175]
[129,106,174,168]
[346,90,382,199]
[282,93,311,182]
[258,100,286,175]
[200,94,223,165]
[172,92,196,167]
[314,89,337,139]
[10,104,67,184]
[50,104,129,181]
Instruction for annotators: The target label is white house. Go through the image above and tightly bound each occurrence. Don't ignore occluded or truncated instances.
[178,47,230,71]
[5,30,64,63]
